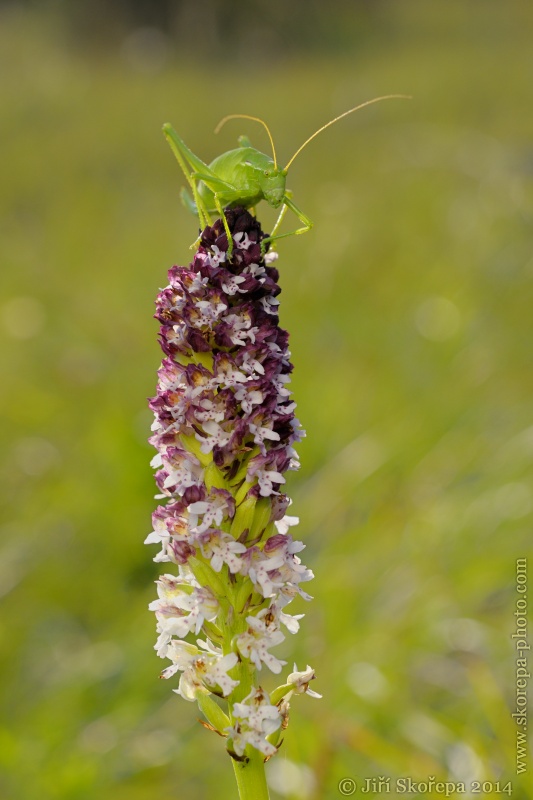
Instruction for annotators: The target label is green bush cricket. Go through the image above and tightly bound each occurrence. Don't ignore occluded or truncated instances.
[163,94,409,256]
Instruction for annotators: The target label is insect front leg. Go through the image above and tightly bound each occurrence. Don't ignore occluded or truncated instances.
[179,188,209,249]
[261,194,314,253]
[213,194,237,259]
[268,189,293,241]
[260,201,289,256]
[191,182,212,233]
[208,188,252,259]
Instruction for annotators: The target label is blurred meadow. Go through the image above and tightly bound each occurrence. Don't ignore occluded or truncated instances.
[1,1,533,797]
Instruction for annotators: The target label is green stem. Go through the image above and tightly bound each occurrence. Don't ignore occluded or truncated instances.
[231,749,270,800]
[223,618,270,799]
[216,503,273,800]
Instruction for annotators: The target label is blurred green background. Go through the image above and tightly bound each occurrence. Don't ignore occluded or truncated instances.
[1,1,532,798]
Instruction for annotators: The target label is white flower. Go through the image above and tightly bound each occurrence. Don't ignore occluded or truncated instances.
[236,615,286,673]
[244,261,266,277]
[150,453,163,469]
[261,536,314,595]
[148,212,315,760]
[274,515,300,535]
[166,322,188,350]
[287,664,322,698]
[277,582,313,606]
[190,651,239,697]
[275,553,314,594]
[226,687,281,757]
[255,469,286,497]
[254,604,304,635]
[188,490,234,534]
[213,354,248,387]
[232,687,280,734]
[206,244,226,266]
[264,251,279,266]
[193,299,228,328]
[161,641,240,701]
[221,312,258,346]
[234,386,264,415]
[192,395,227,424]
[145,505,191,563]
[272,372,291,398]
[221,274,247,295]
[161,457,201,493]
[144,516,171,559]
[160,639,199,681]
[238,351,265,377]
[233,231,253,250]
[186,272,209,293]
[260,295,280,315]
[245,547,286,598]
[248,423,280,450]
[196,529,247,573]
[243,536,312,599]
[149,577,218,654]
[226,723,278,758]
[195,420,232,454]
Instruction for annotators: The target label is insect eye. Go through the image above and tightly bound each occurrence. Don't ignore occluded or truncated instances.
[264,170,270,177]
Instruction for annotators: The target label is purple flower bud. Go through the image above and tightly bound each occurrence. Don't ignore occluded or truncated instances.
[169,539,197,565]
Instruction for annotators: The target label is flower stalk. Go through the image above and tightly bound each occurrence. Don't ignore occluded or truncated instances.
[147,207,320,799]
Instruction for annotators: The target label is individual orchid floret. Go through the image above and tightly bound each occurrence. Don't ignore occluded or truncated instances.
[196,420,233,454]
[150,576,219,652]
[254,603,305,635]
[161,640,240,701]
[236,614,287,674]
[145,502,191,562]
[245,534,313,599]
[264,533,315,591]
[187,488,235,533]
[195,529,247,573]
[159,449,203,494]
[226,687,281,758]
[248,421,281,451]
[255,468,286,498]
[242,546,286,599]
[274,515,300,535]
[287,664,322,699]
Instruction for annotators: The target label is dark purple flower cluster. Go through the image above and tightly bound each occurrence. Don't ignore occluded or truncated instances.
[147,208,305,566]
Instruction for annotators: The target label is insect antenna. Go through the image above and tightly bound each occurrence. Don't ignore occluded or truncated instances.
[215,114,278,169]
[284,94,411,172]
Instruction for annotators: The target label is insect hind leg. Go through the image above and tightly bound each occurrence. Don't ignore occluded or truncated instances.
[163,124,212,231]
[180,187,197,215]
[180,189,207,250]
